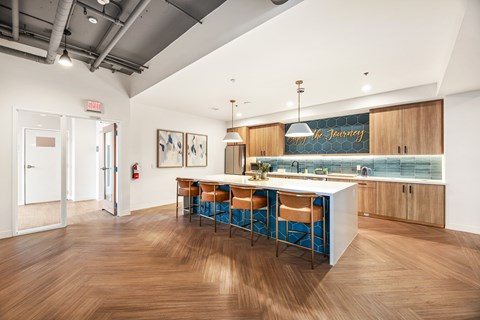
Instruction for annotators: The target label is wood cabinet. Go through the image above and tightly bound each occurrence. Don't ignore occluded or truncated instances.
[249,123,285,157]
[357,181,376,215]
[376,182,407,219]
[370,100,443,155]
[376,181,445,227]
[407,184,445,226]
[328,179,376,215]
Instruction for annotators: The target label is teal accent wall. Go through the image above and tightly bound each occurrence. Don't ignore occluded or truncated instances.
[285,113,369,154]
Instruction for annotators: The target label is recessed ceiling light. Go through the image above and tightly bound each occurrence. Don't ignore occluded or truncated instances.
[210,107,219,111]
[97,0,110,5]
[286,101,294,107]
[243,101,251,105]
[40,114,47,117]
[37,124,43,127]
[361,84,372,92]
[88,16,98,24]
[236,112,242,117]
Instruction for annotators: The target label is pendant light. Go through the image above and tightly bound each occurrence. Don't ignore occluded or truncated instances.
[285,80,313,137]
[59,29,73,67]
[222,99,243,143]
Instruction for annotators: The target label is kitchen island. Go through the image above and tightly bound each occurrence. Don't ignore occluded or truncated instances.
[182,174,358,265]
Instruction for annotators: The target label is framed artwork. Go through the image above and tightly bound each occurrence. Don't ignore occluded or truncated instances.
[186,133,208,167]
[157,129,184,168]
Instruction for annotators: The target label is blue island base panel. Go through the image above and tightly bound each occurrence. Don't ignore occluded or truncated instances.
[184,186,330,255]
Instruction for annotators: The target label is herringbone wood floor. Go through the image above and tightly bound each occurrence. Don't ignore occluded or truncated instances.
[0,204,479,320]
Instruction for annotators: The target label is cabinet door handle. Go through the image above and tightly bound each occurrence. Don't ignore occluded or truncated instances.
[404,146,408,154]
[402,185,405,193]
[398,146,401,154]
[409,185,413,194]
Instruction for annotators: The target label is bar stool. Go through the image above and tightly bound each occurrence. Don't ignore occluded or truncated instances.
[275,191,326,269]
[229,186,269,246]
[199,182,230,232]
[176,178,200,222]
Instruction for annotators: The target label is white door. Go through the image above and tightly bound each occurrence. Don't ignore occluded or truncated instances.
[25,129,61,204]
[102,124,117,215]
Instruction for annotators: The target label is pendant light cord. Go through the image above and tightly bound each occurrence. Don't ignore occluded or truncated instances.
[230,99,235,129]
[296,80,303,123]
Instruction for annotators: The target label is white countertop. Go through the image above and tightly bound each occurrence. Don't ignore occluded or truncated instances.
[246,171,445,185]
[183,174,356,196]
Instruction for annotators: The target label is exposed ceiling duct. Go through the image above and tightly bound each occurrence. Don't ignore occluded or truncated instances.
[0,0,227,74]
[11,0,18,41]
[90,0,151,72]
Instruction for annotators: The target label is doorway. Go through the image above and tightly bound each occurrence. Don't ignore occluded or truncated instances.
[16,111,119,234]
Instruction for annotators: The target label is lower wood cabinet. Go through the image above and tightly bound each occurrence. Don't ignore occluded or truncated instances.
[407,184,445,226]
[357,181,376,215]
[376,181,445,227]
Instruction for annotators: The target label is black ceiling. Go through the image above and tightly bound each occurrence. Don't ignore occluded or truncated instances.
[0,0,226,74]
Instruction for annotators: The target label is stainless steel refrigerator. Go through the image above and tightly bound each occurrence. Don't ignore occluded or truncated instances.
[225,145,246,175]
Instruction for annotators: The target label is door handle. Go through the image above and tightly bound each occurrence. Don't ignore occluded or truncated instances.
[398,146,401,154]
[100,167,109,171]
[404,146,408,154]
[409,185,413,194]
[26,165,35,169]
[402,185,405,193]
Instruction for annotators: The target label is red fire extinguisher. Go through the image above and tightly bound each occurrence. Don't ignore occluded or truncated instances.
[132,163,140,180]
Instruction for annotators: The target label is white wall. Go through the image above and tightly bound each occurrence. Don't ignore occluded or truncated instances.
[130,102,227,210]
[71,118,97,201]
[0,52,132,239]
[444,90,480,234]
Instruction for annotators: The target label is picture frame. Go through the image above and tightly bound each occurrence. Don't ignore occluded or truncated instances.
[186,133,208,167]
[157,129,184,168]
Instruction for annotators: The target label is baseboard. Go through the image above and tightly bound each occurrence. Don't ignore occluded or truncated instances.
[117,210,131,217]
[130,199,175,212]
[446,223,480,235]
[0,230,13,239]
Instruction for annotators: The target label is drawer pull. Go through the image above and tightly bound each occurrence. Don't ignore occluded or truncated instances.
[402,185,405,193]
[398,146,401,154]
[409,185,413,194]
[358,183,367,186]
[404,146,408,154]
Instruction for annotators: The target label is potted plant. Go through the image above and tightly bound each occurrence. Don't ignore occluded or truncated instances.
[315,167,329,175]
[257,161,271,180]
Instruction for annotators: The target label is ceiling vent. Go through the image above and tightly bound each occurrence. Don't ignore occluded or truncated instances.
[271,0,289,5]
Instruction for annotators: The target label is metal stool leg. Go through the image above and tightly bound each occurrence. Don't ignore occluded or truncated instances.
[176,181,179,220]
[266,191,270,240]
[311,198,315,270]
[276,192,279,258]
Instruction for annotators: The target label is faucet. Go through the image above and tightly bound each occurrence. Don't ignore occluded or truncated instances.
[291,161,300,173]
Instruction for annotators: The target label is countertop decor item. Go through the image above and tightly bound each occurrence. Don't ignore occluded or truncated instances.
[257,161,271,180]
[223,99,243,143]
[285,80,313,138]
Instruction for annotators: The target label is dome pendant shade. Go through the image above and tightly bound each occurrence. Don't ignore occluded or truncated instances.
[285,79,313,138]
[223,99,243,143]
[223,131,243,143]
[285,122,314,137]
[59,49,73,67]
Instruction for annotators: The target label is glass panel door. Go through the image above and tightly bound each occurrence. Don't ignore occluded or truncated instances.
[102,123,117,215]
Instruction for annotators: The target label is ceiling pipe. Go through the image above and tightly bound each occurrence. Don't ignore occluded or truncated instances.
[45,0,74,64]
[0,24,145,73]
[76,0,125,27]
[11,0,19,41]
[0,45,48,64]
[90,0,151,72]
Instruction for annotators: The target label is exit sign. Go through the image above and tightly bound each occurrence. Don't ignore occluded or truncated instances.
[84,100,103,113]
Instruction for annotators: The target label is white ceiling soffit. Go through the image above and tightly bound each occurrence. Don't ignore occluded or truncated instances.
[132,0,467,121]
[129,0,304,96]
[438,0,480,96]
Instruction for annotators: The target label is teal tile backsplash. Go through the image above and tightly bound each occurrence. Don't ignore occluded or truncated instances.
[257,156,443,180]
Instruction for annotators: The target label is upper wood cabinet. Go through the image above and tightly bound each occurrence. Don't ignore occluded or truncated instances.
[249,123,285,157]
[370,100,443,155]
